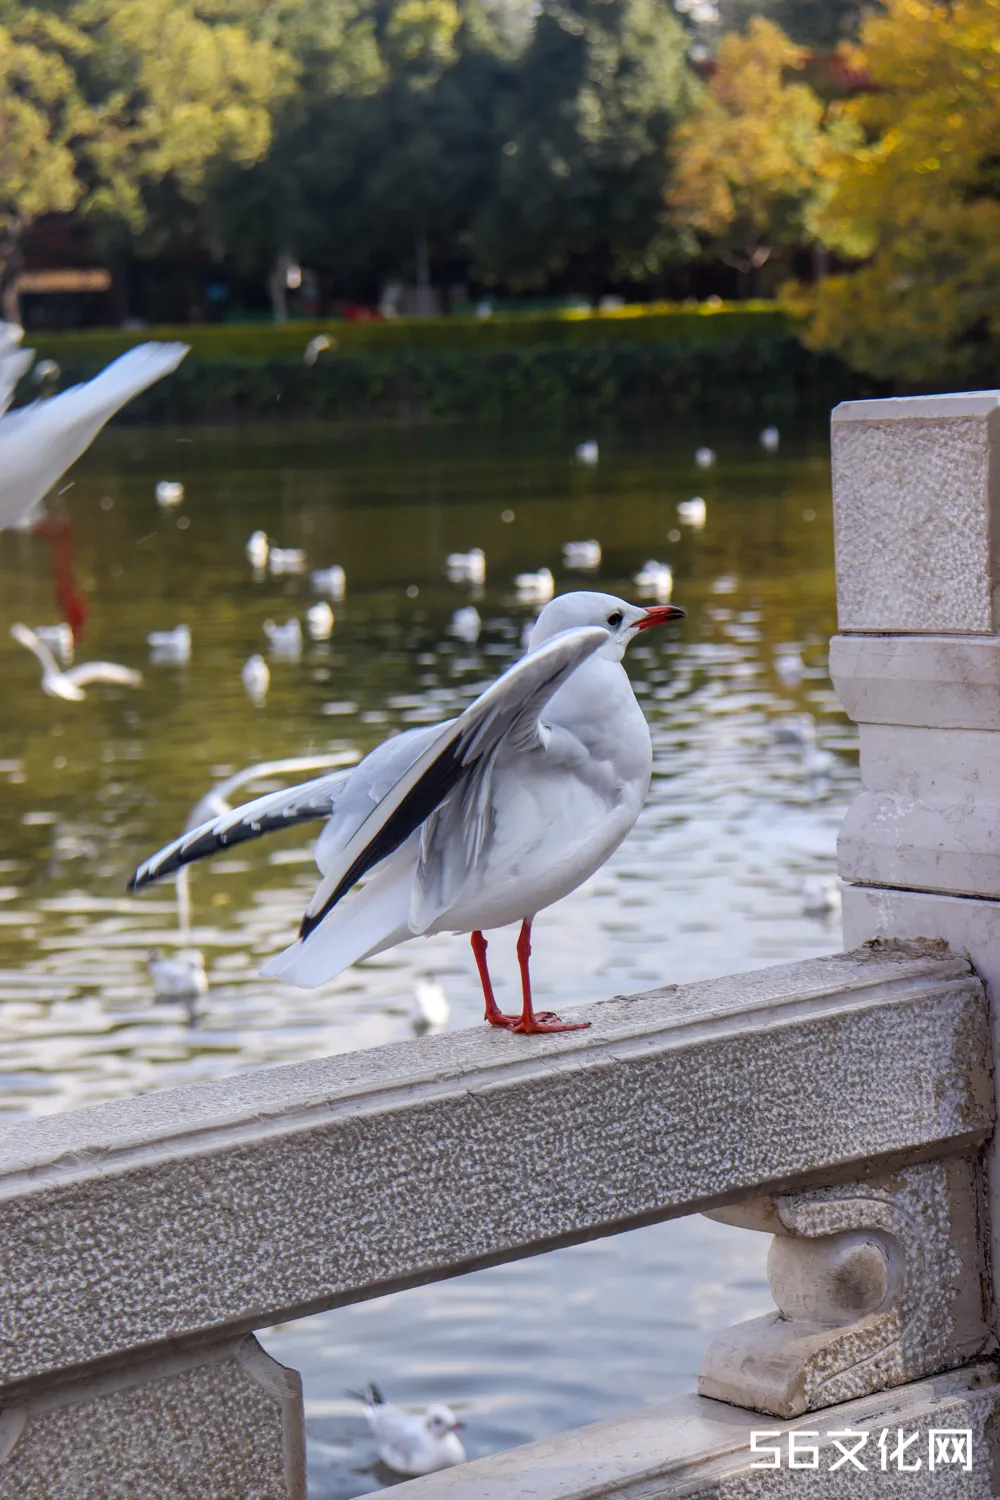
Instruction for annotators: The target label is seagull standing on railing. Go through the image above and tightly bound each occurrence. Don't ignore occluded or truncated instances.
[128,591,684,1035]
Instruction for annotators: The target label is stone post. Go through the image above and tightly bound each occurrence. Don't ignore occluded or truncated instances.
[830,390,1000,1329]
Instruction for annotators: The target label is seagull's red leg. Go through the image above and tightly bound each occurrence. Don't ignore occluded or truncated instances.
[471,930,517,1028]
[32,516,90,643]
[511,919,590,1034]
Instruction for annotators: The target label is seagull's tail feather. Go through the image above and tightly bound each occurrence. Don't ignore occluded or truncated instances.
[128,770,348,891]
[261,848,416,989]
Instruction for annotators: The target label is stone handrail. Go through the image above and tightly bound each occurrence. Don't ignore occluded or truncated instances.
[0,944,993,1495]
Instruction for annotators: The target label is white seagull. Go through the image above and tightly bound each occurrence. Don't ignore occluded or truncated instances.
[514,566,554,604]
[677,496,707,528]
[694,446,716,469]
[0,339,189,529]
[563,539,601,571]
[155,480,184,507]
[35,622,74,665]
[263,617,303,659]
[128,591,685,1034]
[147,624,191,664]
[450,605,481,644]
[760,425,780,452]
[446,548,486,586]
[358,1384,466,1477]
[242,653,270,706]
[575,440,599,465]
[413,977,450,1033]
[633,560,674,603]
[306,601,334,641]
[148,947,208,1001]
[268,546,306,576]
[246,530,269,570]
[11,622,143,702]
[311,564,346,600]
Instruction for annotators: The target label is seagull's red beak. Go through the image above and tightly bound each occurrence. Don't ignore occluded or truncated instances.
[636,605,685,630]
[451,1420,465,1430]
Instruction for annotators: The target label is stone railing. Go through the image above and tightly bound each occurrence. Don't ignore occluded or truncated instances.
[2,391,999,1497]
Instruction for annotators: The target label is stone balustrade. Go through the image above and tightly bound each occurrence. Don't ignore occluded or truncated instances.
[4,390,1000,1496]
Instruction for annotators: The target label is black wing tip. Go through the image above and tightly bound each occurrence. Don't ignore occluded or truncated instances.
[369,1382,385,1405]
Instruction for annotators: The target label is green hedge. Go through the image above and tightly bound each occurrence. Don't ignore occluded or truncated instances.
[44,334,871,423]
[26,300,790,364]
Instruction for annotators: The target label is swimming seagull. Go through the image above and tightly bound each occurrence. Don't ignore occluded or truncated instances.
[306,601,334,640]
[450,605,481,644]
[148,947,208,1001]
[11,622,143,701]
[563,539,601,570]
[147,624,192,663]
[242,653,270,706]
[268,547,306,576]
[633,560,674,603]
[413,977,450,1032]
[694,447,716,469]
[677,496,706,528]
[514,566,554,604]
[760,425,780,451]
[0,340,189,530]
[446,548,486,586]
[304,334,332,366]
[311,564,346,600]
[155,480,184,507]
[128,591,685,1034]
[263,617,303,658]
[357,1384,466,1476]
[575,440,599,465]
[246,530,269,570]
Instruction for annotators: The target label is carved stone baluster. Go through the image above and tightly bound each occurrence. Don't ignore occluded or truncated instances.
[698,1159,993,1417]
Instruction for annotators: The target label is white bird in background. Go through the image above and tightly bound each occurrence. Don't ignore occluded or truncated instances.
[11,622,143,702]
[801,877,842,919]
[32,358,60,384]
[575,440,599,465]
[147,624,191,664]
[263,617,303,659]
[148,947,208,1001]
[450,605,481,644]
[446,548,486,586]
[129,591,685,1034]
[760,425,780,452]
[303,334,333,366]
[514,566,554,604]
[242,653,270,706]
[0,339,189,530]
[155,480,184,507]
[774,647,805,686]
[357,1384,466,1477]
[35,622,74,666]
[633,560,674,603]
[563,539,601,571]
[268,546,307,576]
[694,446,716,469]
[677,496,707,528]
[412,978,450,1033]
[311,564,346,600]
[246,530,269,570]
[306,601,335,641]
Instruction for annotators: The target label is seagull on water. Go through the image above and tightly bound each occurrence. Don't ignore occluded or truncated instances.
[242,653,270,706]
[0,337,189,530]
[514,566,554,604]
[357,1384,466,1476]
[11,623,143,701]
[413,977,450,1032]
[446,548,486,586]
[563,539,601,571]
[128,591,684,1034]
[311,564,346,600]
[677,496,706,528]
[246,530,269,570]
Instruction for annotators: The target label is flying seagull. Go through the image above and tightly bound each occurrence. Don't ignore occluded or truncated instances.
[128,591,684,1034]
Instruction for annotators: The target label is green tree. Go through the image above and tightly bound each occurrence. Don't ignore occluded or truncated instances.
[468,0,697,291]
[792,0,1000,384]
[667,17,846,291]
[0,9,90,308]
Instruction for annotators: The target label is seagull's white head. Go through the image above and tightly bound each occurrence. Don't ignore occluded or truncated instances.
[527,590,684,662]
[425,1404,463,1437]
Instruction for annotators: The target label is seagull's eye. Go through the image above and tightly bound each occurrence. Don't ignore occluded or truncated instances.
[606,610,624,628]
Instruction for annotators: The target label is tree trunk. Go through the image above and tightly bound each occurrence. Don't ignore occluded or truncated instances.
[414,227,431,318]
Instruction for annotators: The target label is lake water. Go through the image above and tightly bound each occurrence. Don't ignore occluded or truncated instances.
[0,421,856,1496]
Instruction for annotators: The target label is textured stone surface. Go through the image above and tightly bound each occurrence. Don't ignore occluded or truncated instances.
[0,949,990,1388]
[830,634,1000,730]
[698,1159,992,1416]
[389,1364,1000,1498]
[0,1336,305,1499]
[837,724,1000,898]
[842,887,1000,1335]
[831,394,1000,634]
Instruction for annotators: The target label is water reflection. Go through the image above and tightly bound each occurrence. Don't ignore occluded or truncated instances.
[0,422,855,1495]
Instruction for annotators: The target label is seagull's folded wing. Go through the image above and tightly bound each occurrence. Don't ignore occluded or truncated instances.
[128,769,352,890]
[298,626,608,940]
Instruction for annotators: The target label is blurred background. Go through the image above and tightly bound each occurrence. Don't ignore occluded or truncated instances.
[1,0,994,1494]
